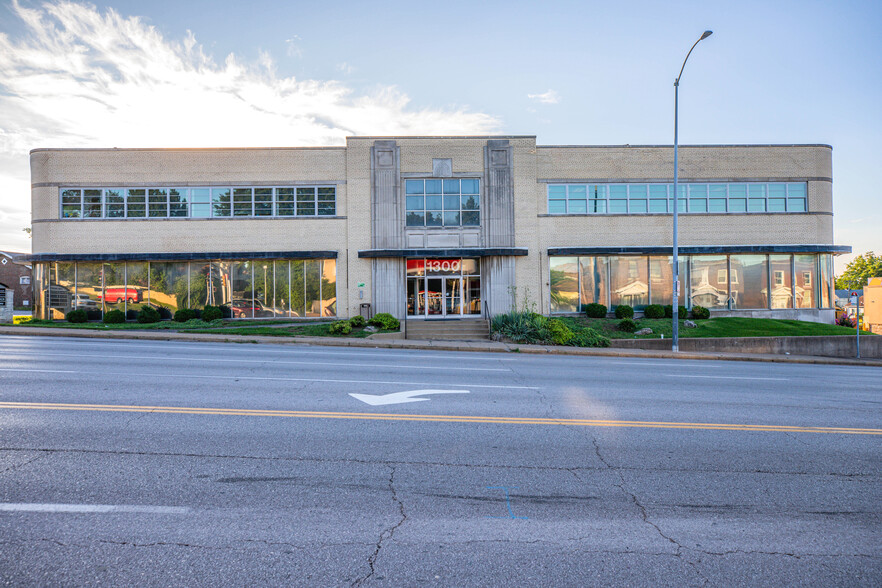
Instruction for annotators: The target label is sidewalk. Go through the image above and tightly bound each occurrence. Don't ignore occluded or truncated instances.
[1,325,880,367]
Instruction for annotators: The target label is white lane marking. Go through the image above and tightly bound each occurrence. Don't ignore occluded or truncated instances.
[660,374,789,381]
[0,368,537,389]
[349,389,470,406]
[0,351,509,372]
[0,337,517,361]
[0,503,190,514]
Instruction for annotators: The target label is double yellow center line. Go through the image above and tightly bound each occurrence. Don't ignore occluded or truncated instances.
[1,401,880,435]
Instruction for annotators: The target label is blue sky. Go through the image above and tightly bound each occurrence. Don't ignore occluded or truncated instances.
[0,0,879,269]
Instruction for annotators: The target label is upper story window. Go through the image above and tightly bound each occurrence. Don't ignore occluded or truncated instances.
[405,179,480,227]
[60,186,336,219]
[546,182,807,215]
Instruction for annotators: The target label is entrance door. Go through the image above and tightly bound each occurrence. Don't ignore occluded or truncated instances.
[426,277,444,316]
[445,277,462,315]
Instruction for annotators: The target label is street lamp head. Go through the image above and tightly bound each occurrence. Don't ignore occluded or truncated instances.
[701,30,713,40]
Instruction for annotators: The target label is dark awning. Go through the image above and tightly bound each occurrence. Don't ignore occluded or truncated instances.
[358,247,528,258]
[23,251,338,262]
[547,245,851,256]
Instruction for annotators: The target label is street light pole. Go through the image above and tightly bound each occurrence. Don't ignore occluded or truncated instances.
[672,30,712,352]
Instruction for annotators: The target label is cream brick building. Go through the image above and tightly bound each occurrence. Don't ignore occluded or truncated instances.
[28,136,848,324]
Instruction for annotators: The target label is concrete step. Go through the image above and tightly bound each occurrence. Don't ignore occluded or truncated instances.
[405,319,489,340]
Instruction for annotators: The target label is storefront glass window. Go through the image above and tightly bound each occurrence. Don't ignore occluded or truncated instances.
[229,262,253,318]
[794,255,817,309]
[769,255,793,309]
[75,262,104,318]
[819,254,833,308]
[729,255,769,309]
[549,257,579,313]
[304,260,322,317]
[648,256,686,306]
[149,262,188,317]
[321,259,337,317]
[253,261,274,317]
[579,256,609,308]
[690,256,728,308]
[610,256,648,309]
[102,262,127,314]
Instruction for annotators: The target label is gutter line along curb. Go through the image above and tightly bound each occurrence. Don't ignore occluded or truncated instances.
[0,326,879,367]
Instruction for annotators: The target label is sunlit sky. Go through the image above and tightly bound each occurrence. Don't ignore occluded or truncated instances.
[1,0,879,271]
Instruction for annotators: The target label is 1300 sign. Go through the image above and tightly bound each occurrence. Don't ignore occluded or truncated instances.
[426,259,460,273]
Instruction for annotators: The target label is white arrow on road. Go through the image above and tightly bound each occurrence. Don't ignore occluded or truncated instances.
[349,389,470,406]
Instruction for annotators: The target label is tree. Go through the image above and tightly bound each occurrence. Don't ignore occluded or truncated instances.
[835,252,882,290]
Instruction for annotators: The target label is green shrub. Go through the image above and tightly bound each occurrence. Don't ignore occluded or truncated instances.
[545,318,574,345]
[66,309,88,323]
[491,310,546,343]
[368,312,400,330]
[614,305,634,319]
[692,305,710,320]
[219,305,232,319]
[137,306,161,324]
[663,305,688,319]
[329,320,352,334]
[103,309,126,324]
[155,306,172,320]
[570,327,611,348]
[349,315,366,328]
[202,305,223,322]
[643,304,664,319]
[174,308,197,323]
[618,318,638,332]
[584,303,608,318]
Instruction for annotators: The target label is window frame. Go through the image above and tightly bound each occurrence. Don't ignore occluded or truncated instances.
[404,177,481,228]
[60,185,338,219]
[546,181,808,215]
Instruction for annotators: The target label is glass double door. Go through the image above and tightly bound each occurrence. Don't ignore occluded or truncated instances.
[407,269,481,318]
[420,276,462,317]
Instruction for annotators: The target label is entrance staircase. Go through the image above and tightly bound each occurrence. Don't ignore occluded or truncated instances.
[405,318,490,341]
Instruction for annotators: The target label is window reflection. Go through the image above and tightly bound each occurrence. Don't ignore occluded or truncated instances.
[794,255,816,309]
[729,255,769,309]
[549,257,579,312]
[149,262,188,317]
[610,257,648,309]
[769,255,793,309]
[690,256,728,309]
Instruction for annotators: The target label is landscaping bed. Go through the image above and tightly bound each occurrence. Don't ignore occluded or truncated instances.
[560,316,874,339]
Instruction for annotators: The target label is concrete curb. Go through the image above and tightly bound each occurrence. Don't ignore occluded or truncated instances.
[2,325,881,367]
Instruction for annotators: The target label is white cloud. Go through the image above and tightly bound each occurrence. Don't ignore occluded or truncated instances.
[0,1,500,251]
[336,62,354,75]
[285,36,303,59]
[527,89,561,105]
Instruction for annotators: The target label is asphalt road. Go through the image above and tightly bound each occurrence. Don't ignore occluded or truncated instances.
[0,335,879,587]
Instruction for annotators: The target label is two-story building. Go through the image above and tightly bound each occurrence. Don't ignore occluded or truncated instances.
[27,136,848,324]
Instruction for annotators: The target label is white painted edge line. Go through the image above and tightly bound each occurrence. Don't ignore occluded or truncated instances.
[0,351,509,372]
[0,337,518,361]
[661,374,789,381]
[0,368,538,389]
[0,503,190,514]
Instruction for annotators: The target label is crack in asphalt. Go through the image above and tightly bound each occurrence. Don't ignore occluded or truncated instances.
[588,434,712,587]
[0,446,874,479]
[352,465,407,587]
[0,452,46,476]
[122,408,154,427]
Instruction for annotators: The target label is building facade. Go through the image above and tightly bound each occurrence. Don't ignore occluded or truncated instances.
[28,136,848,323]
[0,252,32,310]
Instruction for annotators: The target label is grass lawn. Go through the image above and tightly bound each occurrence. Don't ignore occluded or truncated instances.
[185,324,384,338]
[6,318,394,339]
[561,316,875,339]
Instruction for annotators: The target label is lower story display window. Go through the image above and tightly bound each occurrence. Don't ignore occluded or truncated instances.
[33,258,336,321]
[549,253,834,313]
